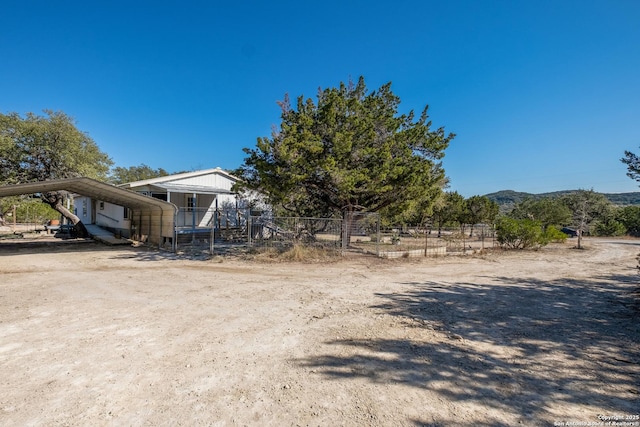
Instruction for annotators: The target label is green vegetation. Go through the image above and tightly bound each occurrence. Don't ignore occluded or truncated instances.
[0,111,112,234]
[2,102,640,253]
[495,217,567,249]
[621,149,640,184]
[236,77,454,225]
[615,206,640,237]
[431,191,466,237]
[486,189,640,213]
[109,164,169,185]
[0,196,60,226]
[491,189,639,249]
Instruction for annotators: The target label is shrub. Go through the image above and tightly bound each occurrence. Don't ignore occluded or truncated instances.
[496,217,539,249]
[495,217,564,249]
[616,206,640,236]
[591,219,626,237]
[246,244,341,262]
[540,225,568,244]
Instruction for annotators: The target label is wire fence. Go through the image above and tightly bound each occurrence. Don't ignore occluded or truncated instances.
[249,215,343,249]
[173,207,495,258]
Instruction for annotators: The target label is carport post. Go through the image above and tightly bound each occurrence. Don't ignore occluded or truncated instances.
[159,208,163,250]
[247,213,252,246]
[173,209,178,252]
[191,192,197,244]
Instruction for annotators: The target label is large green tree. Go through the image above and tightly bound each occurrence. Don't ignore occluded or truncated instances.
[560,190,612,248]
[236,77,454,228]
[109,164,169,185]
[0,111,113,235]
[616,205,640,237]
[463,195,499,236]
[509,197,572,230]
[430,191,465,237]
[621,149,640,183]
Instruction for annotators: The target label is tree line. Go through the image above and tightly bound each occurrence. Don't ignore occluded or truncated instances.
[2,76,640,248]
[0,111,170,229]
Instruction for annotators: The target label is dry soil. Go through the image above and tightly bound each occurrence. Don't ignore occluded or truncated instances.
[0,237,639,426]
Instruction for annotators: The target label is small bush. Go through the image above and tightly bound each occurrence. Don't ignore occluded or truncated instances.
[495,218,565,249]
[495,217,540,249]
[591,219,626,237]
[540,226,568,245]
[247,244,341,262]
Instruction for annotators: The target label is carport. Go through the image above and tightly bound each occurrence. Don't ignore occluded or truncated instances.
[0,177,178,251]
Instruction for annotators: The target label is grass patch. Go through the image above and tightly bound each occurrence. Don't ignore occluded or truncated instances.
[245,244,341,262]
[0,233,23,240]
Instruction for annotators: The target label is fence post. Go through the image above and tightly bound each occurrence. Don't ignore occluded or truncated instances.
[209,210,215,256]
[376,214,380,257]
[424,226,428,257]
[341,211,348,254]
[463,224,466,253]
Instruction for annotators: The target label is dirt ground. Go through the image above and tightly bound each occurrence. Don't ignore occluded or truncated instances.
[0,237,639,426]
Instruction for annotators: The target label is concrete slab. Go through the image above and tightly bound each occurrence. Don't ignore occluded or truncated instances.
[84,224,132,246]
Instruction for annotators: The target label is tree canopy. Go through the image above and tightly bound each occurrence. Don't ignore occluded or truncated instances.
[0,110,113,232]
[430,191,465,236]
[621,149,640,184]
[236,77,454,219]
[560,190,612,247]
[0,111,112,184]
[109,164,169,185]
[463,195,499,233]
[509,197,572,230]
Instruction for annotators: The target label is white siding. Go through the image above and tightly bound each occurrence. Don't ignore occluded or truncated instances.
[74,196,92,224]
[170,172,236,191]
[95,201,128,230]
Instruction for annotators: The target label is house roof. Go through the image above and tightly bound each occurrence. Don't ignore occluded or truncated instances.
[147,183,235,195]
[118,167,240,189]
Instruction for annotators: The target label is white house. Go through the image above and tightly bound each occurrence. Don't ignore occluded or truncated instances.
[74,167,254,241]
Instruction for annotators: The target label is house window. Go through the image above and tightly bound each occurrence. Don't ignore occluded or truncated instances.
[99,201,105,210]
[187,196,196,211]
[123,207,130,219]
[82,200,87,216]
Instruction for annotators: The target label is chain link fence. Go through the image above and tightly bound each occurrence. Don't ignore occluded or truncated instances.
[248,215,343,249]
[173,207,494,258]
[174,207,249,255]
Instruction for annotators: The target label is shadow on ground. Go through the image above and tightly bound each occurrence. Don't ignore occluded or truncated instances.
[298,271,640,426]
[0,238,100,255]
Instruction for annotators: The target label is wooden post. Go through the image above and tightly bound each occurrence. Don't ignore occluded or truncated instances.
[424,227,428,257]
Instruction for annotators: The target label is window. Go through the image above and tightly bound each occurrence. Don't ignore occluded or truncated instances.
[123,207,130,219]
[99,201,104,210]
[187,196,196,211]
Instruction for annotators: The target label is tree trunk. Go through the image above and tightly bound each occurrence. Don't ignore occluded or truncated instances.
[577,229,582,249]
[41,191,89,238]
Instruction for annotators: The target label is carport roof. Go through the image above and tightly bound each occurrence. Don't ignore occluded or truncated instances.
[0,177,177,212]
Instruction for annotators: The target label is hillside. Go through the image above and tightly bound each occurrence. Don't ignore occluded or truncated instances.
[484,190,640,212]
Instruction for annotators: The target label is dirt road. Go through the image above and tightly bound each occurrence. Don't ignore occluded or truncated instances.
[1,238,638,426]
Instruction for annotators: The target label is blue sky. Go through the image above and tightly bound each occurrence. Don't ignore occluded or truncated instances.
[1,0,639,197]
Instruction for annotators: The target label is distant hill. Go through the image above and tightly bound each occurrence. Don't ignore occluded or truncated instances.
[484,190,640,213]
